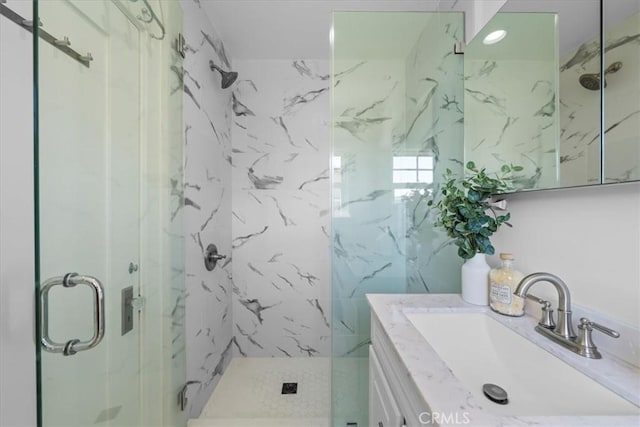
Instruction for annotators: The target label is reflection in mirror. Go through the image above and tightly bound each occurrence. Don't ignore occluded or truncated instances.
[603,0,640,183]
[560,1,640,186]
[464,13,560,191]
[465,0,618,192]
[467,0,640,190]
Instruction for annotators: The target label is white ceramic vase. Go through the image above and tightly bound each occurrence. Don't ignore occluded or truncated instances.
[461,253,490,305]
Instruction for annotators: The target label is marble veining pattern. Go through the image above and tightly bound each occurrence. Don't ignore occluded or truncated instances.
[331,13,465,360]
[182,0,234,418]
[368,294,640,426]
[231,59,331,357]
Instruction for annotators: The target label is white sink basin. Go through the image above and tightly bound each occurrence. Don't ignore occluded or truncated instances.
[405,312,640,417]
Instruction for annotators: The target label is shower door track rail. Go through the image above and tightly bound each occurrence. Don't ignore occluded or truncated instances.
[0,2,93,68]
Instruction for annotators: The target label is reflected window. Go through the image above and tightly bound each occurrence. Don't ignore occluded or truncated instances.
[393,154,434,200]
[333,155,349,217]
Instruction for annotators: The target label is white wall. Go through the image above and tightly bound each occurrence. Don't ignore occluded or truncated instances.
[491,182,640,327]
[0,1,37,426]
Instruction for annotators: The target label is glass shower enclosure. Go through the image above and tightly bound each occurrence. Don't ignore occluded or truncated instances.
[34,1,186,426]
[331,11,465,426]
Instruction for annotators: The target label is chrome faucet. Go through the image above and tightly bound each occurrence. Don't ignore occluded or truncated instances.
[514,272,576,339]
[514,272,619,359]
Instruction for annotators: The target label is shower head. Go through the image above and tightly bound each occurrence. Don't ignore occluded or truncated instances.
[209,60,238,89]
[579,61,623,90]
[579,73,601,91]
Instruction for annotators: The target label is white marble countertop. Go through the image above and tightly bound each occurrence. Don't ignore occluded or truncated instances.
[367,294,640,427]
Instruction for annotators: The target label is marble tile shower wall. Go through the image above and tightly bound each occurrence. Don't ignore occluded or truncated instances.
[331,13,464,358]
[182,0,234,418]
[231,60,331,357]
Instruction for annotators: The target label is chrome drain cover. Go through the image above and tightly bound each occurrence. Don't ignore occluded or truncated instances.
[483,383,509,405]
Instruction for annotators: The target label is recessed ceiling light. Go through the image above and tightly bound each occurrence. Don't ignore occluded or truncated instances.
[483,30,507,45]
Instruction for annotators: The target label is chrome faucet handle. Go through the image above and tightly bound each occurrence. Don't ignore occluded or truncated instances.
[575,317,620,359]
[579,318,620,338]
[525,294,556,329]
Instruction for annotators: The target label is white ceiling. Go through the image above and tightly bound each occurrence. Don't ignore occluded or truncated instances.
[200,1,446,60]
[200,0,640,61]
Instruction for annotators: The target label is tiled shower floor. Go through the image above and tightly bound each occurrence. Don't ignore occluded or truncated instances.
[190,357,331,427]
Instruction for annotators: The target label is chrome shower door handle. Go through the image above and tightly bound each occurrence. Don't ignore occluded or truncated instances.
[40,273,106,356]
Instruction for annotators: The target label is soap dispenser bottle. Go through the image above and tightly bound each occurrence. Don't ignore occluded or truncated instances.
[489,253,525,316]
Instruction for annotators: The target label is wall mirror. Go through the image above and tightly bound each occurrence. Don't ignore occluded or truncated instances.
[464,0,639,192]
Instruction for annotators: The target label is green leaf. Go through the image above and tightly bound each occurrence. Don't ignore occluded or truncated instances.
[501,212,511,222]
[467,220,482,233]
[458,245,475,260]
[455,223,467,233]
[512,165,524,172]
[467,189,481,203]
[475,234,490,247]
[501,164,511,173]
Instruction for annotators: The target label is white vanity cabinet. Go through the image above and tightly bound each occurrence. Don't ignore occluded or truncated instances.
[369,313,431,427]
[369,345,404,427]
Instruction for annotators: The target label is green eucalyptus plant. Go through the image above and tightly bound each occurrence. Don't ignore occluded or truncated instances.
[428,162,519,260]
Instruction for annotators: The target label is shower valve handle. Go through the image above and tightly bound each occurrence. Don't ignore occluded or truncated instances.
[204,244,226,271]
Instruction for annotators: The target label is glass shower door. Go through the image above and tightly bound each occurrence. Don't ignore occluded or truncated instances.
[331,11,465,426]
[36,1,143,425]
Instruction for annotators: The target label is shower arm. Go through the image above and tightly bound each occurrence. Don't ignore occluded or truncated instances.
[594,62,623,79]
[209,62,223,73]
[604,61,623,76]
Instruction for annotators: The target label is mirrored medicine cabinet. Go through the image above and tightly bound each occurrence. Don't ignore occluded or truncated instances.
[465,0,639,192]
